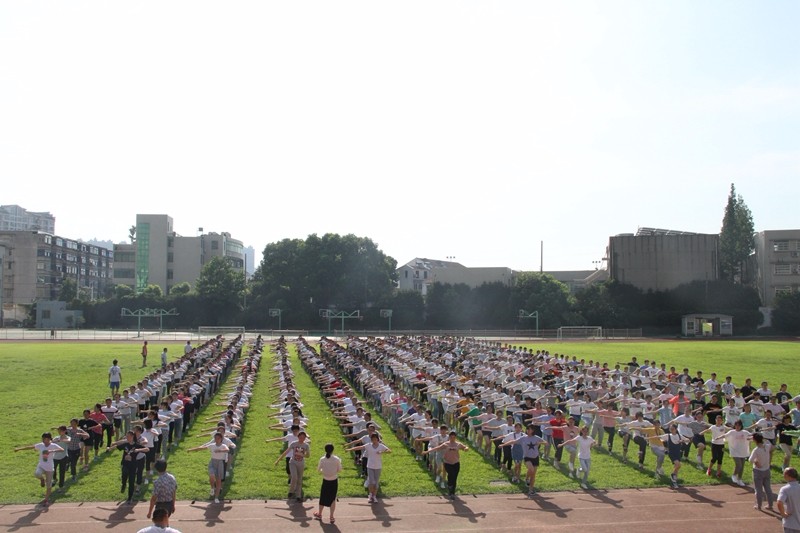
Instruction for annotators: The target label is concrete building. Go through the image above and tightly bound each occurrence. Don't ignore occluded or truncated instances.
[754,229,800,309]
[0,230,113,325]
[0,205,55,234]
[397,258,516,296]
[682,313,733,337]
[608,229,720,292]
[113,214,245,295]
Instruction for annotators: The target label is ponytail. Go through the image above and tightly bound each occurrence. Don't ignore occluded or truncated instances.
[324,443,334,459]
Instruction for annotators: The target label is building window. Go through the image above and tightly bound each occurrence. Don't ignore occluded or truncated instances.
[115,268,135,279]
[211,241,219,250]
[423,271,428,279]
[775,264,792,275]
[405,270,408,278]
[167,269,173,280]
[774,241,790,252]
[42,310,51,319]
[168,252,174,263]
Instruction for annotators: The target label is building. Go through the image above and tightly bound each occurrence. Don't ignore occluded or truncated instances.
[397,258,516,296]
[113,214,245,295]
[753,229,800,309]
[0,230,113,325]
[682,313,733,336]
[0,205,55,234]
[608,229,720,292]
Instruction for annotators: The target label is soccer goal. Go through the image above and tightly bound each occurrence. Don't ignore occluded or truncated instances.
[198,326,246,339]
[557,326,603,340]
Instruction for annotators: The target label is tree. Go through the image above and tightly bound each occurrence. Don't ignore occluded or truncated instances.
[129,225,136,244]
[59,278,77,303]
[169,282,192,296]
[114,284,135,299]
[511,273,574,329]
[719,183,755,283]
[140,284,163,298]
[196,256,246,324]
[772,292,800,334]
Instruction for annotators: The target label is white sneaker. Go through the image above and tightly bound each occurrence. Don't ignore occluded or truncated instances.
[210,489,215,498]
[736,479,746,487]
[214,498,220,504]
[440,481,446,489]
[435,476,441,484]
[731,475,738,484]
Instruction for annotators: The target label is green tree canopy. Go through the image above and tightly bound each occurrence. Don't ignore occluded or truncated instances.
[169,281,192,296]
[512,273,574,329]
[719,183,755,283]
[196,256,246,323]
[772,292,800,334]
[250,234,397,326]
[59,278,77,303]
[140,284,163,298]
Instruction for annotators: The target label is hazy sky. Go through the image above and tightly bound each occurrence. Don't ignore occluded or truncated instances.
[3,2,798,272]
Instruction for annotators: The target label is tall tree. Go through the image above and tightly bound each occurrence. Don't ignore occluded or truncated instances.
[511,272,574,329]
[196,256,246,324]
[719,183,755,283]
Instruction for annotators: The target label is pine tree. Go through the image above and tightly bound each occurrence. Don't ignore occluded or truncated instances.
[719,183,754,283]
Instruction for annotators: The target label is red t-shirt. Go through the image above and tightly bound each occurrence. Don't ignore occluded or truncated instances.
[88,411,107,434]
[549,417,567,440]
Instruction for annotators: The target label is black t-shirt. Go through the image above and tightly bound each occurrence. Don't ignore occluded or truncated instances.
[741,385,756,399]
[777,423,797,445]
[704,402,722,424]
[776,391,792,405]
[690,399,706,412]
[117,441,137,463]
[79,418,99,441]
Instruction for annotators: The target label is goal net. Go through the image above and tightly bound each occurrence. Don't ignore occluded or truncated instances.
[198,326,246,340]
[557,326,603,340]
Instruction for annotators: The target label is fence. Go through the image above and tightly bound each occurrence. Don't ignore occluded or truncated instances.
[0,327,643,342]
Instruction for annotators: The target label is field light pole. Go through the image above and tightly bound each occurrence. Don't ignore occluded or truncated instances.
[380,309,393,332]
[319,309,361,336]
[269,308,282,330]
[518,309,539,337]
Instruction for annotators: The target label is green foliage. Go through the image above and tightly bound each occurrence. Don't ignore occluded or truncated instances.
[114,284,135,299]
[250,234,397,328]
[169,281,192,296]
[59,277,77,302]
[772,292,800,333]
[196,256,246,324]
[140,284,163,298]
[512,272,574,328]
[719,183,755,283]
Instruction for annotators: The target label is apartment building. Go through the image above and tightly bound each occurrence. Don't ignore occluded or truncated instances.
[754,229,800,308]
[113,214,245,295]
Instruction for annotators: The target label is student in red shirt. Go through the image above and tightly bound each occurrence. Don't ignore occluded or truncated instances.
[549,410,568,467]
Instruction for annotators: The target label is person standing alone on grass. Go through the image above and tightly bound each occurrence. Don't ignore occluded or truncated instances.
[778,467,800,533]
[161,347,168,369]
[109,359,122,395]
[141,341,148,367]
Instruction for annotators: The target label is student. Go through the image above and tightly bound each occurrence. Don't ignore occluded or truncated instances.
[345,433,391,503]
[107,431,149,504]
[497,423,526,483]
[161,347,169,369]
[109,359,122,395]
[136,507,181,533]
[749,433,774,511]
[559,426,596,489]
[502,425,545,496]
[777,467,800,532]
[314,443,342,524]
[63,418,88,481]
[699,415,727,478]
[423,431,469,500]
[776,415,798,469]
[14,432,64,506]
[78,409,101,469]
[51,426,71,490]
[187,433,230,503]
[147,459,178,519]
[660,424,690,489]
[141,341,148,367]
[275,430,310,503]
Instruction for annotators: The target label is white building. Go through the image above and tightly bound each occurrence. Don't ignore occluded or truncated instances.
[754,229,800,309]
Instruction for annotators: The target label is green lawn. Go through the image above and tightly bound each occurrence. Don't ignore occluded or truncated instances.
[1,338,797,504]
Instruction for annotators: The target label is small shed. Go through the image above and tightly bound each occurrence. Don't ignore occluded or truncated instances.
[36,300,83,329]
[682,313,733,337]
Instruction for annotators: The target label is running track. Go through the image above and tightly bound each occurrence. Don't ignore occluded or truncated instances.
[0,485,784,532]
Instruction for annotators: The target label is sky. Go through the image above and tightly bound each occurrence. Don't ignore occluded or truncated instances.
[2,1,799,273]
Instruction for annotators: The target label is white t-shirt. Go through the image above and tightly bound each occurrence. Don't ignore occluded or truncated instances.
[109,365,122,382]
[204,443,229,461]
[136,525,182,533]
[575,436,596,459]
[725,429,752,458]
[317,455,343,480]
[35,442,63,472]
[363,442,389,469]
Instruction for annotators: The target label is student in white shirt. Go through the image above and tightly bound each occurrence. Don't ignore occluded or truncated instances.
[14,432,64,506]
[313,444,342,524]
[188,433,230,503]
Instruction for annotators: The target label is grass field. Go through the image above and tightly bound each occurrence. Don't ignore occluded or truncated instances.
[1,338,797,504]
